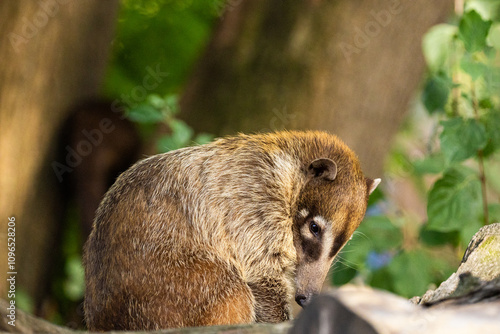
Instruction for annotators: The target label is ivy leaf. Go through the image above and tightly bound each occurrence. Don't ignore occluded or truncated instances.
[422,73,451,114]
[440,117,487,163]
[427,167,482,231]
[458,10,492,53]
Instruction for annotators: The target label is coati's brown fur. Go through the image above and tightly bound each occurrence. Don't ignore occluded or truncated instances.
[83,131,379,330]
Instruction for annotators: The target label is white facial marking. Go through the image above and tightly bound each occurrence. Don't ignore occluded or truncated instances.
[299,208,309,218]
[316,216,334,261]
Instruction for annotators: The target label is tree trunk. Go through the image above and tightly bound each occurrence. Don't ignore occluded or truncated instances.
[0,0,119,304]
[180,0,453,177]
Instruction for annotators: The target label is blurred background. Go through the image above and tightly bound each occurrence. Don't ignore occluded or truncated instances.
[1,0,500,329]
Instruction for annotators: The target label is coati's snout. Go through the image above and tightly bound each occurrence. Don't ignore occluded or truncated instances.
[293,213,336,308]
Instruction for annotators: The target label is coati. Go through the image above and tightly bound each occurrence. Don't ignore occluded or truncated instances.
[83,131,380,330]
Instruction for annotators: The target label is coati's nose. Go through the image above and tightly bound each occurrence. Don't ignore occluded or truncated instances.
[295,294,308,308]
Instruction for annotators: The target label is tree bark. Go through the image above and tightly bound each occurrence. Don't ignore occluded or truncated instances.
[180,0,453,177]
[0,0,119,303]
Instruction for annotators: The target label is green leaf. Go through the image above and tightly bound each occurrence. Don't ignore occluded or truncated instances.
[487,23,500,50]
[369,267,394,292]
[147,94,166,109]
[419,226,460,247]
[422,24,457,72]
[156,136,181,153]
[482,109,500,156]
[63,255,85,301]
[354,216,403,252]
[157,119,195,152]
[333,215,401,281]
[412,154,446,175]
[488,203,500,223]
[331,263,357,286]
[193,133,215,145]
[459,217,483,248]
[170,119,194,145]
[465,0,500,21]
[127,104,164,123]
[427,167,482,231]
[387,250,433,297]
[367,187,384,207]
[458,10,492,53]
[422,73,451,114]
[164,94,180,116]
[460,55,489,80]
[440,117,487,163]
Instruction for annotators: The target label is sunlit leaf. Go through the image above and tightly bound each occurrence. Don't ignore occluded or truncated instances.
[422,24,457,71]
[487,22,500,49]
[458,10,492,52]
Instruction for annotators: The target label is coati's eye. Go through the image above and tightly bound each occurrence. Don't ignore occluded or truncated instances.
[309,221,321,236]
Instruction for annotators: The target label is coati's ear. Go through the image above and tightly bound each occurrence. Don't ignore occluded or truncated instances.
[308,158,337,181]
[366,178,381,195]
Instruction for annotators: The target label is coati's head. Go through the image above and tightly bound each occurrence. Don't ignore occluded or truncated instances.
[292,157,380,308]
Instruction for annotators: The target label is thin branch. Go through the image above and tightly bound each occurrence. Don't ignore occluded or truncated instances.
[471,82,489,226]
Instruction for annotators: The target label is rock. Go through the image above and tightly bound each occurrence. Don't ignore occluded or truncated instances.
[290,285,500,334]
[417,223,500,305]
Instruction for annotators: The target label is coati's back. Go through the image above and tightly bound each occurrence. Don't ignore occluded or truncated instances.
[84,131,378,330]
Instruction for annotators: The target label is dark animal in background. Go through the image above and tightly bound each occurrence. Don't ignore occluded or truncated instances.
[63,100,141,241]
[38,100,140,323]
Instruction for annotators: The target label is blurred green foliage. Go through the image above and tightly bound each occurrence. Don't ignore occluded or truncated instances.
[127,94,214,151]
[102,0,223,97]
[333,1,500,298]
